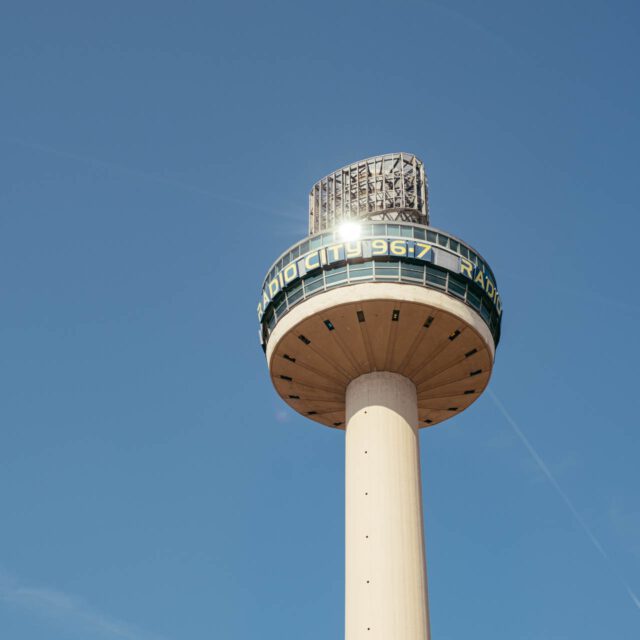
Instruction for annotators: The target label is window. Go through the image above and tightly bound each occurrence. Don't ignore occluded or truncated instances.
[425,266,446,288]
[304,273,324,293]
[448,274,467,299]
[467,288,480,309]
[373,224,386,236]
[387,224,400,237]
[287,283,303,306]
[480,300,491,321]
[427,230,437,242]
[375,263,399,279]
[437,233,448,247]
[349,262,374,279]
[275,297,288,317]
[401,263,424,281]
[450,239,459,252]
[309,235,322,250]
[414,227,426,240]
[401,226,413,238]
[326,266,348,285]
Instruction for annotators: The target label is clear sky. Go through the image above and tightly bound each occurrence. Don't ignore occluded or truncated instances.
[1,1,639,638]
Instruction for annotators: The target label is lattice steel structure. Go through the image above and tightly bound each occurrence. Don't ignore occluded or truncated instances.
[309,152,428,234]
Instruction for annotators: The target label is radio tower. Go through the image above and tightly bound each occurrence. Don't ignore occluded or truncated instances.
[258,153,502,639]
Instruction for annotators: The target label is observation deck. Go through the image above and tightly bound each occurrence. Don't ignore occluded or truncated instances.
[259,154,502,431]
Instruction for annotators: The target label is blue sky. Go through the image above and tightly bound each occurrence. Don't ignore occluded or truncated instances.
[1,1,639,638]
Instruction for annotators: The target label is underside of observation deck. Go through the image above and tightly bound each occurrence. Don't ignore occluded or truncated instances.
[269,295,493,429]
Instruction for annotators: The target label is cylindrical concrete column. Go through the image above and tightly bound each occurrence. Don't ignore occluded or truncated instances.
[345,372,430,640]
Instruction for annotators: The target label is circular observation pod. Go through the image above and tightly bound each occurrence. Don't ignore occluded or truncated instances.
[258,220,502,430]
[308,152,428,235]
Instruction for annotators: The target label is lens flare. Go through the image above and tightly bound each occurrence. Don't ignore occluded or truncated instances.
[338,222,361,241]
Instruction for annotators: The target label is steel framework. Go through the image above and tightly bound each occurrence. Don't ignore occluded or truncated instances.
[308,152,429,235]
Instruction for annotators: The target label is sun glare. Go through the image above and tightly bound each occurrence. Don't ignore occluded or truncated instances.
[338,221,362,242]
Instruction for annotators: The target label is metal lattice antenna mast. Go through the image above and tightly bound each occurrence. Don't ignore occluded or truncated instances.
[309,152,428,235]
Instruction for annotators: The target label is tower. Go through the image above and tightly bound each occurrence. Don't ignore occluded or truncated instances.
[258,153,502,639]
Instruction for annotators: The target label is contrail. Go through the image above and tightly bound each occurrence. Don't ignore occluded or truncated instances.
[3,135,302,222]
[488,388,640,612]
[0,570,168,640]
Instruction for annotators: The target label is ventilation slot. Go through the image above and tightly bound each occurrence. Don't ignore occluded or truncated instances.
[448,329,461,341]
[423,315,434,328]
[279,375,292,381]
[357,310,366,323]
[288,395,300,399]
[391,309,400,322]
[298,334,311,345]
[323,319,335,331]
[448,407,459,411]
[470,369,482,377]
[464,348,478,358]
[464,389,476,395]
[333,422,343,427]
[423,418,433,424]
[307,411,317,415]
[283,354,296,363]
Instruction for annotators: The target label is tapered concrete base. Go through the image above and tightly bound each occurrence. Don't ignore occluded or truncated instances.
[345,372,430,640]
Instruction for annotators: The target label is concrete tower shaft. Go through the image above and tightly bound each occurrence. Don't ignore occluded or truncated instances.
[345,372,429,639]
